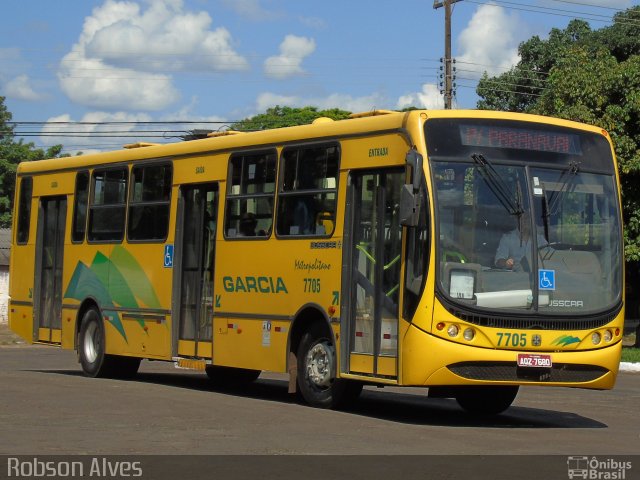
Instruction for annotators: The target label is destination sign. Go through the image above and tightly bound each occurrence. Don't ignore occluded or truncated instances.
[459,124,582,155]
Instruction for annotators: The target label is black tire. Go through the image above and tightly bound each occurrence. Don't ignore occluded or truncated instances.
[296,323,363,409]
[455,385,519,415]
[112,356,141,379]
[78,307,140,379]
[205,365,261,387]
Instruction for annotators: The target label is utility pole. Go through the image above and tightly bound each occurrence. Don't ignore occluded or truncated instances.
[433,0,462,109]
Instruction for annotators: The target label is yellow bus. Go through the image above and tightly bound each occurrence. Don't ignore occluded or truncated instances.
[9,109,624,415]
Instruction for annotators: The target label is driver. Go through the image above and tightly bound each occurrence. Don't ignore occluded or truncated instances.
[494,213,547,271]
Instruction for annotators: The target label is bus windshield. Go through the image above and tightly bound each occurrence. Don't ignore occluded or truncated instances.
[425,118,622,316]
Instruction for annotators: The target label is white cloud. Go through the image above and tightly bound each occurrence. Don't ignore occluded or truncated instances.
[264,35,316,79]
[255,91,388,114]
[58,0,248,111]
[40,111,153,154]
[397,84,444,110]
[4,75,42,101]
[456,4,525,78]
[40,105,232,154]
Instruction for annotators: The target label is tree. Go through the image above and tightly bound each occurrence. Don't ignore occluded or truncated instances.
[476,7,640,262]
[232,106,351,131]
[0,96,65,227]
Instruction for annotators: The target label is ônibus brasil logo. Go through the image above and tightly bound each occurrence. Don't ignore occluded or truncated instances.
[567,456,632,479]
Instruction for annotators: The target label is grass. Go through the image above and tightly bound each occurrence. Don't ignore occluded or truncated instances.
[621,347,640,363]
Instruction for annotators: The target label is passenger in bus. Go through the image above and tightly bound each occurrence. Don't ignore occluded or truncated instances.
[494,213,547,271]
[239,212,257,236]
[292,195,316,235]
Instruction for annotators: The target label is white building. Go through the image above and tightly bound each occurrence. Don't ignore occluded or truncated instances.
[0,229,10,324]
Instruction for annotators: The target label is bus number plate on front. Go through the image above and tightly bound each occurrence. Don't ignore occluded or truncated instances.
[517,353,552,368]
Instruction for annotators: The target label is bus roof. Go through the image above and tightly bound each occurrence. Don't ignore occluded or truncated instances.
[16,109,607,175]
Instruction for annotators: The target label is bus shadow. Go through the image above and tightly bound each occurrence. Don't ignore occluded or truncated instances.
[352,390,607,429]
[30,367,607,429]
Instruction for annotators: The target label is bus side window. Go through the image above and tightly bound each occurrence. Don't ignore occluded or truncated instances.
[276,144,339,237]
[88,168,128,243]
[72,171,89,243]
[224,150,277,239]
[16,177,33,245]
[127,163,172,242]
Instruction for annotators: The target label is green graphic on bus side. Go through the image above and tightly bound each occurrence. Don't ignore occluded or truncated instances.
[64,246,162,342]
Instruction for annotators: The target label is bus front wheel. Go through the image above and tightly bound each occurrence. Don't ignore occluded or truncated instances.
[455,385,519,415]
[296,323,362,409]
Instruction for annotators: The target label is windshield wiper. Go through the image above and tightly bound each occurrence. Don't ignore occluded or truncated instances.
[540,161,579,243]
[472,153,524,216]
[545,160,580,217]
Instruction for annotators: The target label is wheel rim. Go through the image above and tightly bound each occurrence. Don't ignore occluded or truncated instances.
[305,341,334,389]
[83,320,100,364]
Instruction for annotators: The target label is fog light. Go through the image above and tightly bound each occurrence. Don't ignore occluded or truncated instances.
[463,328,475,341]
[447,324,459,338]
[604,330,613,343]
[591,332,601,345]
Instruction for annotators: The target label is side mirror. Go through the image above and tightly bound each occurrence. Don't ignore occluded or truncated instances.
[400,184,420,227]
[405,149,423,193]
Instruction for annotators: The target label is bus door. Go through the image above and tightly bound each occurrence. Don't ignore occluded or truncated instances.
[173,183,218,359]
[344,169,404,378]
[34,196,67,344]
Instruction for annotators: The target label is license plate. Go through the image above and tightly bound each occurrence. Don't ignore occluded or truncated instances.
[517,353,552,368]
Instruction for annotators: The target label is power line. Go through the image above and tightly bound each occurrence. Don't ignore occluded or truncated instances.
[8,121,234,125]
[464,0,640,26]
[547,0,629,12]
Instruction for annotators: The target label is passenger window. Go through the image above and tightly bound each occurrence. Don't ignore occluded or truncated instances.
[88,168,128,242]
[225,151,276,238]
[72,171,89,243]
[277,144,339,237]
[128,164,172,242]
[16,177,33,245]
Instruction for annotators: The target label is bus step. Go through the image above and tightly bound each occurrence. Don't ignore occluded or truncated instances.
[173,357,209,371]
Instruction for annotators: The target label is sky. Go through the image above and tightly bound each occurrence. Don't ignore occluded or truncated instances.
[0,0,638,154]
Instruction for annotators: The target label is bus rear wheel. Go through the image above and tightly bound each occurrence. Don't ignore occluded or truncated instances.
[78,307,140,379]
[296,323,362,409]
[455,385,519,415]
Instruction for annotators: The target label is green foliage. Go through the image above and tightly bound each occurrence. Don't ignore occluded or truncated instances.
[476,6,640,260]
[232,106,351,131]
[0,96,65,228]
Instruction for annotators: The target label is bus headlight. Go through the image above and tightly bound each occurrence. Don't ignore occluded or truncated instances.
[463,328,475,341]
[447,325,459,338]
[603,330,613,343]
[591,332,602,345]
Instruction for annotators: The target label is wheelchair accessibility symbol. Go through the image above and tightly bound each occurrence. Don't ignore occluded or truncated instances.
[164,244,174,268]
[539,269,555,290]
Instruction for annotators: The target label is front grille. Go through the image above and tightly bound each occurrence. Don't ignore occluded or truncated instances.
[437,293,622,331]
[448,361,608,383]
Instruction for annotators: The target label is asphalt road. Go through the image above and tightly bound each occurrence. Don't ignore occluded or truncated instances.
[0,343,638,458]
